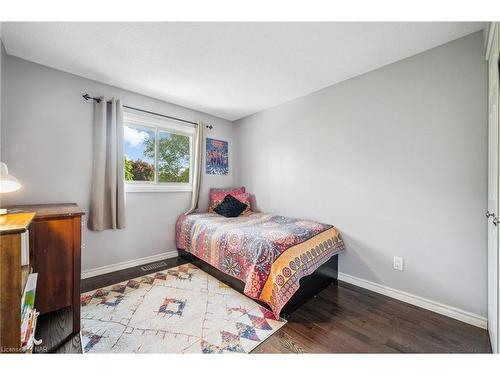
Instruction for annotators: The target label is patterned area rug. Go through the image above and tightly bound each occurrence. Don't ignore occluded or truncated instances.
[80,263,286,353]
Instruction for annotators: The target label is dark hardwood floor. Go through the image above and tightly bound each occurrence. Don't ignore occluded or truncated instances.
[252,281,491,353]
[35,308,82,354]
[36,257,492,353]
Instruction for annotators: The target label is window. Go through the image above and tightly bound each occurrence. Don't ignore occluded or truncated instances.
[123,110,195,192]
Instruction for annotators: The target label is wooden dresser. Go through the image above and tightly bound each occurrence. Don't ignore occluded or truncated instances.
[0,211,36,353]
[7,204,84,338]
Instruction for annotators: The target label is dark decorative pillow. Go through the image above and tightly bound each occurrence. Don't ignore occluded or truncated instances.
[208,187,246,213]
[213,194,248,218]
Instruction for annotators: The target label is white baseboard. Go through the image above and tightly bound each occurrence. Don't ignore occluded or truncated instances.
[338,272,487,329]
[81,250,178,279]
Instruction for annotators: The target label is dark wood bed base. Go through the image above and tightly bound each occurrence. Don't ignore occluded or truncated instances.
[178,249,339,318]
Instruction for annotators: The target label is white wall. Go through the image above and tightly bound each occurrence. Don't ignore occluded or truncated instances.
[234,32,487,316]
[1,56,235,271]
[0,39,5,161]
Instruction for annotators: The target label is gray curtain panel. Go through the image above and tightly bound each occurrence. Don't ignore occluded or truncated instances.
[88,97,126,230]
[185,121,204,215]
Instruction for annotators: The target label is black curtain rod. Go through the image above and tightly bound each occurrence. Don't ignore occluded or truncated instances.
[82,94,213,130]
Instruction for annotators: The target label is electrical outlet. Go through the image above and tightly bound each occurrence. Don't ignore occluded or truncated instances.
[393,256,404,271]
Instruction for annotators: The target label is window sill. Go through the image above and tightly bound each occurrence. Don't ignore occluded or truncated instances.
[125,184,193,193]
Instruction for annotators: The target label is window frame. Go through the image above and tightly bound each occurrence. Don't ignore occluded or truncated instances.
[123,109,195,193]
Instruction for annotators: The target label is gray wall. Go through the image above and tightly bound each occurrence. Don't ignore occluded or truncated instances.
[233,32,487,316]
[1,56,235,271]
[1,30,488,317]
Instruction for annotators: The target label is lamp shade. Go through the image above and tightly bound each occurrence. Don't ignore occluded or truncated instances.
[0,162,21,193]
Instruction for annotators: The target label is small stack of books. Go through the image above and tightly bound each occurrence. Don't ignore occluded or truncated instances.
[20,273,41,352]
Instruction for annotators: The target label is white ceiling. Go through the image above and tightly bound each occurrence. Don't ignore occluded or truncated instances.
[1,22,485,121]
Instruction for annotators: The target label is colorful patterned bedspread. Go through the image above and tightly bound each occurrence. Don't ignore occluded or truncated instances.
[176,212,345,318]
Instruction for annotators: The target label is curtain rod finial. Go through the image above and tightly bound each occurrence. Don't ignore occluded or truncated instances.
[83,93,101,103]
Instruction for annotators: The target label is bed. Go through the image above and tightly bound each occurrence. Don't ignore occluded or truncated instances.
[176,212,345,318]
